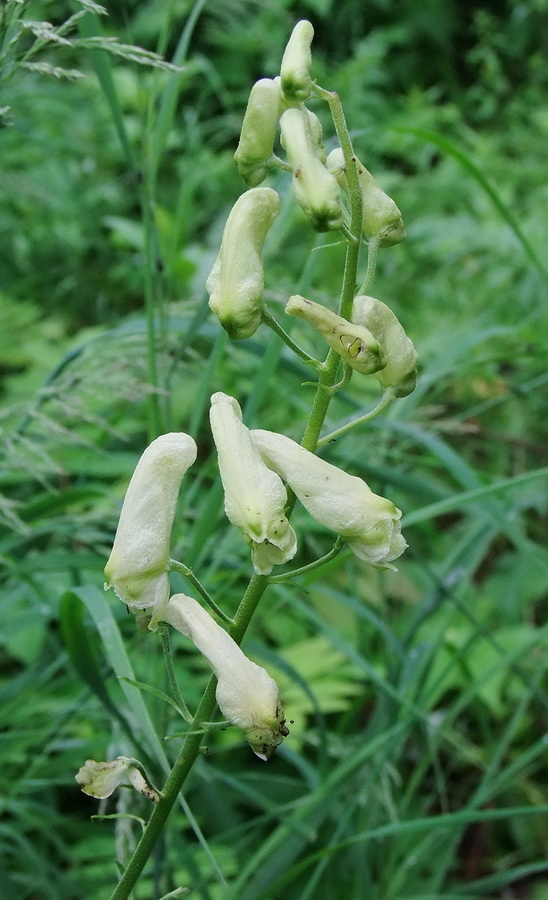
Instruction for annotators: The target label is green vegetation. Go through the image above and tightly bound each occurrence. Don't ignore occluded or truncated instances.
[1,1,547,898]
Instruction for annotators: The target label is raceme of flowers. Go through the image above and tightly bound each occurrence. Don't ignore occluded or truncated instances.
[81,19,415,794]
[100,390,408,760]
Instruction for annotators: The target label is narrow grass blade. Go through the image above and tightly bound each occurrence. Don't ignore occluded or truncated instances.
[395,125,548,279]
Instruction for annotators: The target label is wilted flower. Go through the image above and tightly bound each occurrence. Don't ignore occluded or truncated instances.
[352,295,418,397]
[75,757,159,802]
[280,19,314,102]
[234,78,282,187]
[206,188,280,339]
[280,108,343,232]
[285,294,385,374]
[210,392,297,575]
[104,433,197,617]
[251,430,407,569]
[164,594,289,760]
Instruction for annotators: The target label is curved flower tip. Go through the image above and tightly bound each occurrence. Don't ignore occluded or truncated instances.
[280,108,343,232]
[352,295,418,397]
[75,757,159,802]
[209,392,297,574]
[104,433,197,615]
[206,188,280,340]
[326,148,405,247]
[251,429,408,570]
[234,78,282,186]
[280,19,314,102]
[165,594,289,760]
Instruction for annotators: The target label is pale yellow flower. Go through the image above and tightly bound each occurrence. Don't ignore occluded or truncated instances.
[165,594,289,760]
[210,393,297,575]
[104,433,197,615]
[251,430,407,569]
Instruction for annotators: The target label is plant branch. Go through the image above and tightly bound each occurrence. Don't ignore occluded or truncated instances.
[268,537,344,582]
[261,308,319,365]
[358,234,380,295]
[317,388,396,447]
[159,625,194,722]
[169,559,234,625]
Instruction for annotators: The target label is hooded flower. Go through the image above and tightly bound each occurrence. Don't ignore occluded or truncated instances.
[251,430,407,569]
[206,187,280,340]
[285,294,385,375]
[210,393,297,575]
[326,147,405,247]
[164,594,289,760]
[352,295,418,397]
[280,19,315,102]
[234,78,282,187]
[104,433,197,617]
[280,107,343,232]
[75,757,159,802]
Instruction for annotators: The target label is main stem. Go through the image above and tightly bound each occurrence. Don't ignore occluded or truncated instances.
[109,574,269,900]
[108,91,362,900]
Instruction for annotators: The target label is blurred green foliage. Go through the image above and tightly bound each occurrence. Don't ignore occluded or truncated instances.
[1,0,547,898]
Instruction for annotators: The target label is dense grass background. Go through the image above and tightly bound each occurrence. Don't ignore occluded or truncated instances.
[1,1,547,898]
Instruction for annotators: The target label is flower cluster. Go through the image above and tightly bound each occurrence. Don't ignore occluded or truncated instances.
[99,386,407,765]
[205,19,417,401]
[80,21,416,797]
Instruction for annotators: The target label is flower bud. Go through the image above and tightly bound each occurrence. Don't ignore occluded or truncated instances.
[75,757,159,802]
[165,594,289,760]
[352,295,418,397]
[280,19,314,102]
[206,187,280,340]
[251,430,408,569]
[234,78,281,187]
[280,108,343,232]
[104,433,197,616]
[326,148,405,247]
[285,294,385,375]
[210,392,297,575]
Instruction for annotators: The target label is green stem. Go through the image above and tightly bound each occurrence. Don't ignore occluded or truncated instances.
[313,83,363,320]
[317,388,396,447]
[109,679,218,900]
[358,234,380,295]
[328,363,353,394]
[261,308,319,365]
[268,153,293,174]
[299,92,363,455]
[159,625,194,722]
[269,538,344,583]
[108,574,269,900]
[169,559,234,625]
